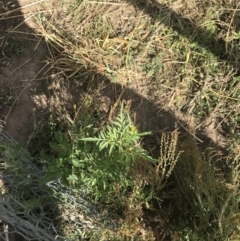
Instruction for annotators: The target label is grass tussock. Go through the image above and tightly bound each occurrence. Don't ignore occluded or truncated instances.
[172,138,240,240]
[35,0,167,84]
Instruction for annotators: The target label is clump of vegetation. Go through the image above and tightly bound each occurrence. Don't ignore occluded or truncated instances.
[38,101,181,240]
[40,103,152,203]
[170,138,240,240]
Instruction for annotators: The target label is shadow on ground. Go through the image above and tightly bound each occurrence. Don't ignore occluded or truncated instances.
[0,0,48,143]
[0,1,60,241]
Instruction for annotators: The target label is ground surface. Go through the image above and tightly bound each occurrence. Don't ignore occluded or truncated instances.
[1,0,239,240]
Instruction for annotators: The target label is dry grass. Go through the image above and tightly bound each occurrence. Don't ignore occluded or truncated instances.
[34,0,165,85]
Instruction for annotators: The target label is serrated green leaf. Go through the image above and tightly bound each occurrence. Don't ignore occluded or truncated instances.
[98,132,103,139]
[109,145,114,155]
[68,174,78,181]
[57,158,64,167]
[112,128,117,136]
[49,142,66,155]
[138,131,152,136]
[81,137,100,142]
[48,164,60,172]
[54,132,62,143]
[54,132,69,145]
[114,121,122,128]
[123,124,130,133]
[99,141,108,151]
[72,159,82,167]
[91,179,97,186]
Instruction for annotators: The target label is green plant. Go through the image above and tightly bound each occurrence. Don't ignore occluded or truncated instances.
[40,102,153,205]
